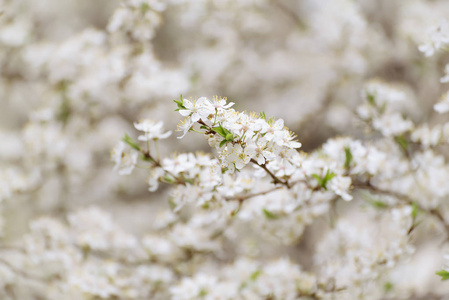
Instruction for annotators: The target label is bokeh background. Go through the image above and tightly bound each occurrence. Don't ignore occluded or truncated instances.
[1,0,449,298]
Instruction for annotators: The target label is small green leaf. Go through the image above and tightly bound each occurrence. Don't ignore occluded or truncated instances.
[122,134,141,151]
[344,146,353,169]
[259,111,266,120]
[219,139,228,148]
[380,102,387,114]
[198,289,208,297]
[212,123,231,138]
[141,155,154,163]
[311,174,323,187]
[226,133,234,141]
[168,198,177,210]
[57,97,71,124]
[220,123,232,136]
[436,270,449,280]
[394,135,408,152]
[141,2,150,13]
[312,170,336,190]
[212,124,227,138]
[412,202,419,219]
[325,170,336,181]
[322,170,336,189]
[182,176,195,185]
[367,199,388,209]
[81,245,90,260]
[173,95,186,111]
[250,270,262,281]
[161,175,176,184]
[367,92,376,106]
[263,209,278,220]
[361,191,388,209]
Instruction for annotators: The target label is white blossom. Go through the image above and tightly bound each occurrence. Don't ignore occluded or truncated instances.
[134,119,172,140]
[111,141,139,175]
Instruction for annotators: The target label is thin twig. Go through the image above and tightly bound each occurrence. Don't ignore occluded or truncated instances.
[226,186,283,202]
[250,159,290,187]
[354,180,449,234]
[143,151,187,186]
[0,258,44,283]
[271,0,306,29]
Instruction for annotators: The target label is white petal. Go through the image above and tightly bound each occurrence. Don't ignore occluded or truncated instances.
[191,113,200,122]
[183,99,193,109]
[159,131,172,139]
[179,109,191,117]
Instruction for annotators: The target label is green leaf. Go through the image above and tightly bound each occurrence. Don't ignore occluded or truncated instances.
[212,125,227,138]
[250,270,262,281]
[57,97,71,124]
[380,102,387,114]
[219,139,228,148]
[436,270,449,280]
[161,175,176,184]
[367,199,388,209]
[412,202,419,219]
[182,176,195,185]
[312,170,336,190]
[259,111,266,120]
[226,133,234,141]
[212,123,233,138]
[168,198,177,211]
[344,146,353,169]
[173,95,186,111]
[81,245,90,260]
[311,174,323,187]
[200,125,208,130]
[367,92,376,106]
[122,134,141,151]
[394,135,408,152]
[361,191,388,209]
[263,209,278,220]
[222,126,232,136]
[324,170,336,182]
[141,155,154,163]
[141,2,150,13]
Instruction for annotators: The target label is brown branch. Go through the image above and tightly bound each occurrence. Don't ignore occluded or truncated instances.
[226,186,283,202]
[271,0,306,29]
[250,159,290,187]
[0,258,44,283]
[143,151,188,186]
[354,180,449,234]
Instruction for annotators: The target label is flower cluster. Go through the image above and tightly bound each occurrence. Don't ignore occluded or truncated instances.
[102,76,449,298]
[4,1,449,299]
[177,96,301,173]
[419,19,449,57]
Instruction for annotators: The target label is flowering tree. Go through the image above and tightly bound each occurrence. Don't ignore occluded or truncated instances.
[2,0,449,299]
